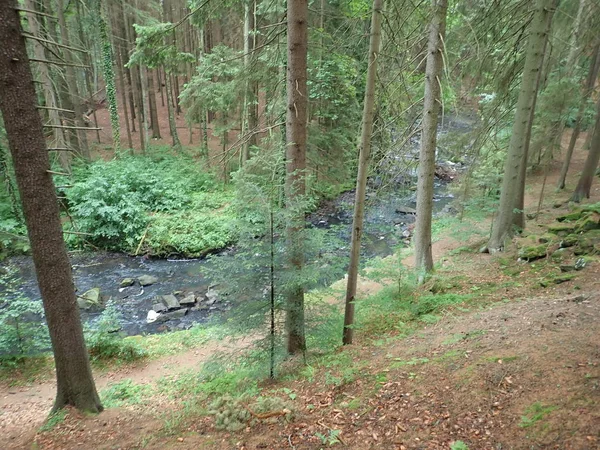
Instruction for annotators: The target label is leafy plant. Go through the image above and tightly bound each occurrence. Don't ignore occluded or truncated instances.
[450,441,470,450]
[0,269,50,364]
[85,302,146,363]
[315,429,342,446]
[65,154,213,252]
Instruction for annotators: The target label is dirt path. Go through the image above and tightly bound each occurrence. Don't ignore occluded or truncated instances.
[0,336,253,443]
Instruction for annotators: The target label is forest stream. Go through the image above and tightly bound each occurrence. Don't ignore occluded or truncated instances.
[4,115,474,336]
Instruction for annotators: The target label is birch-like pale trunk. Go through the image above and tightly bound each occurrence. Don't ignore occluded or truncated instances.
[414,0,447,279]
[487,0,555,252]
[342,0,383,346]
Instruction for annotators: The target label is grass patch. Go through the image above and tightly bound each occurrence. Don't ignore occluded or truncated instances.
[39,409,68,432]
[519,402,557,428]
[101,379,153,407]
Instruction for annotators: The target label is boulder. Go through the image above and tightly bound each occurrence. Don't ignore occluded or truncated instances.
[395,206,417,215]
[162,294,180,310]
[146,310,160,323]
[540,273,575,288]
[547,223,577,236]
[518,244,547,262]
[138,275,158,286]
[205,287,219,305]
[180,293,196,306]
[155,309,187,323]
[152,302,167,313]
[77,287,102,310]
[120,278,135,288]
[559,234,578,248]
[574,211,600,233]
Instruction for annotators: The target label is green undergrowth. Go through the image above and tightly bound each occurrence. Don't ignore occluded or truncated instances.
[59,146,237,257]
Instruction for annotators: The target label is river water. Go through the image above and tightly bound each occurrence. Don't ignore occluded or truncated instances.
[2,114,474,336]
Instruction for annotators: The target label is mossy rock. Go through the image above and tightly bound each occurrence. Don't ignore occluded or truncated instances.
[547,222,577,236]
[559,234,579,248]
[540,273,575,288]
[550,248,565,262]
[537,234,556,244]
[574,211,600,233]
[557,210,584,222]
[518,244,547,262]
[574,229,600,256]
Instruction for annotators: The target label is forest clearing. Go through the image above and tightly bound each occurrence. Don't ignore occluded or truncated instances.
[1,0,600,449]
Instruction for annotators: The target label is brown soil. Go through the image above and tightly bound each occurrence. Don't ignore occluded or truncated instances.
[2,131,599,449]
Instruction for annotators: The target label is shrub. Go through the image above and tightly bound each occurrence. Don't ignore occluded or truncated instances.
[0,270,50,365]
[66,155,213,251]
[85,302,146,362]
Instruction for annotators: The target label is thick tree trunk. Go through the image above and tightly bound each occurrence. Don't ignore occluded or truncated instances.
[571,96,600,202]
[557,43,600,189]
[513,4,555,229]
[285,0,308,355]
[487,0,555,252]
[414,0,448,278]
[56,0,90,160]
[148,71,162,139]
[342,0,383,346]
[0,0,102,414]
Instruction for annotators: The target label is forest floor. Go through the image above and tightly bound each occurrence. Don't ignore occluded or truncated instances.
[1,131,599,449]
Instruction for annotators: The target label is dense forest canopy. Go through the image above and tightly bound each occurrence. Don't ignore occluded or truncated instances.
[0,0,599,447]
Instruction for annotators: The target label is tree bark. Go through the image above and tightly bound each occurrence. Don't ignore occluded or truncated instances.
[557,43,600,189]
[285,0,308,355]
[513,3,555,229]
[571,96,600,202]
[109,0,133,151]
[148,70,162,139]
[242,0,257,163]
[0,0,102,414]
[164,70,182,150]
[414,0,448,278]
[97,3,121,152]
[487,0,555,252]
[342,0,383,346]
[24,0,68,167]
[56,0,90,159]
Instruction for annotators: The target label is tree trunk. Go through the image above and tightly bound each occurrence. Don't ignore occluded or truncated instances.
[139,65,151,153]
[147,70,162,139]
[164,70,182,151]
[109,11,133,151]
[242,0,257,163]
[285,0,308,355]
[557,43,600,189]
[565,0,588,69]
[24,0,68,168]
[56,0,90,160]
[487,0,555,252]
[513,3,555,229]
[97,3,121,152]
[571,96,600,202]
[0,0,102,414]
[414,0,448,278]
[342,0,383,346]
